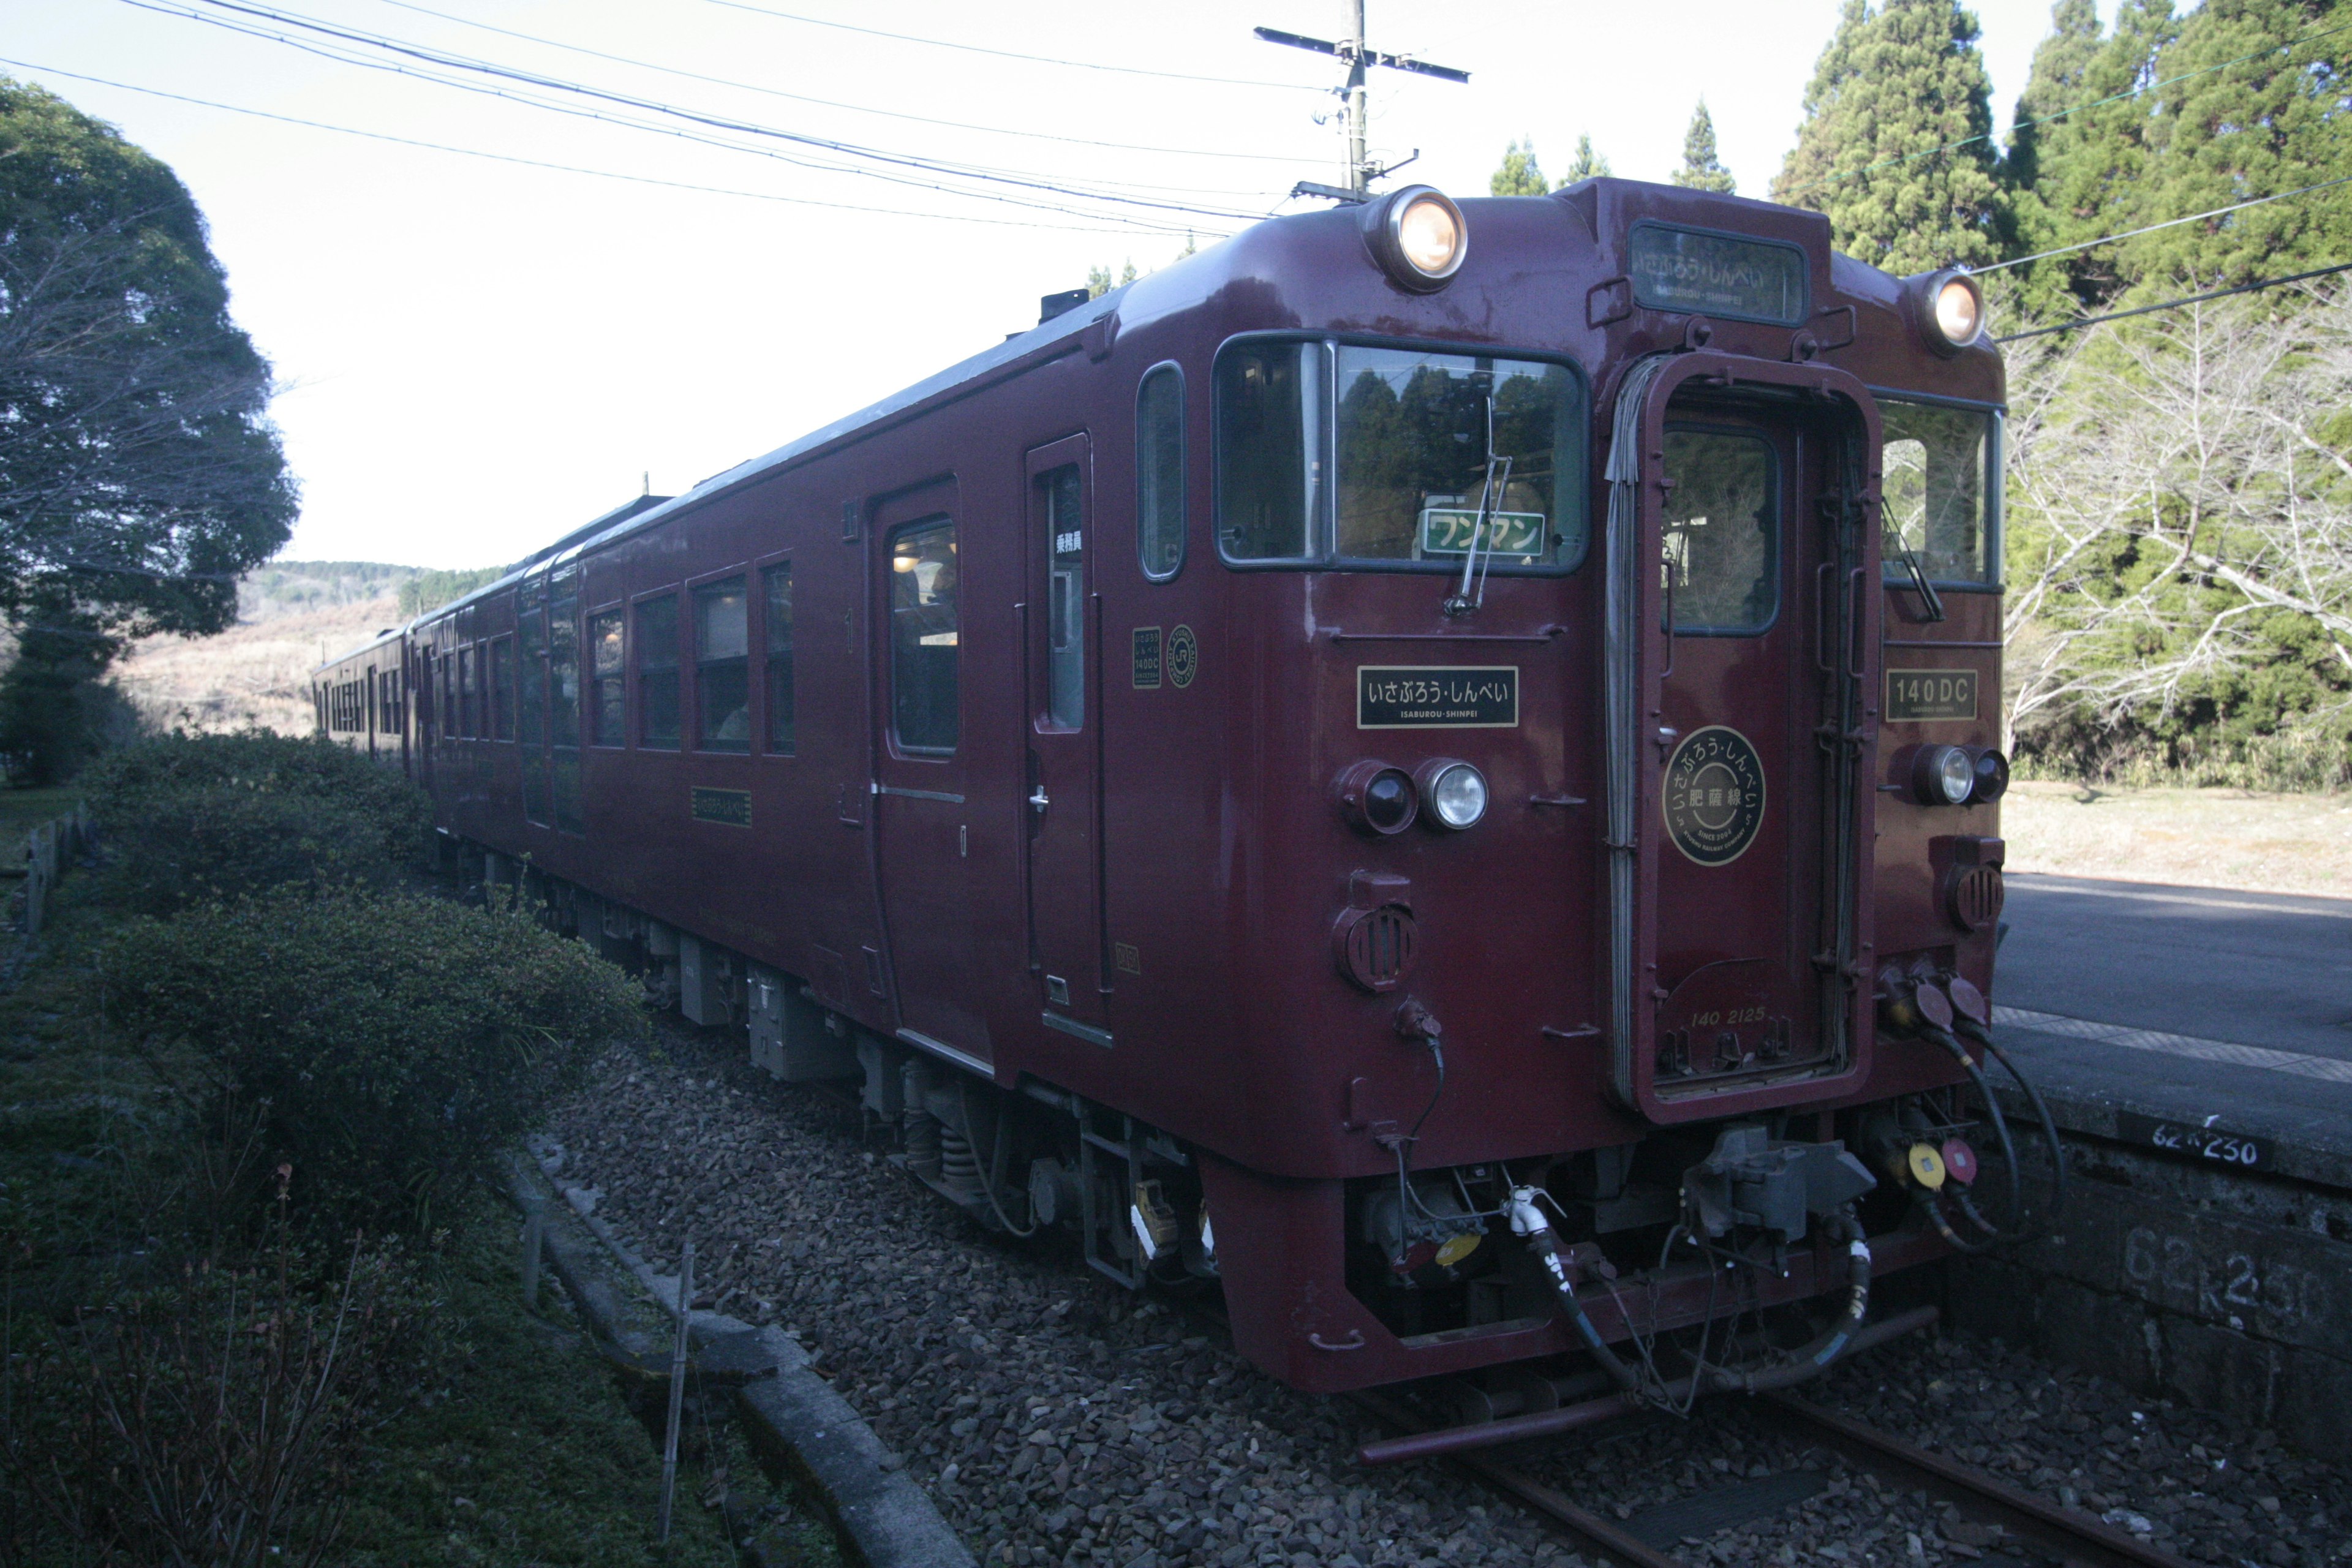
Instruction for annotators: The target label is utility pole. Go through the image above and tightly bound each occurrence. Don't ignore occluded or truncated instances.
[1256,0,1468,203]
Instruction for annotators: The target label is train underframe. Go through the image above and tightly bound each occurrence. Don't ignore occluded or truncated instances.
[468,836,2042,1403]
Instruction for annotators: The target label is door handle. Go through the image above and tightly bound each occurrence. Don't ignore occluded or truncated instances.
[1029,787,1050,812]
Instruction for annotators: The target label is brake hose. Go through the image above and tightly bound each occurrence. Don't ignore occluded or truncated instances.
[1921,1024,2028,1240]
[1697,1208,1874,1395]
[1508,1186,1647,1395]
[1954,1016,2070,1228]
[961,1079,1036,1239]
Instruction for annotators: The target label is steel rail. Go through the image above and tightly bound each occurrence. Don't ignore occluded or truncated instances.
[1754,1392,2204,1568]
[1351,1314,2203,1568]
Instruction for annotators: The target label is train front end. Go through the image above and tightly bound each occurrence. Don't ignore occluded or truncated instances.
[1177,179,2024,1396]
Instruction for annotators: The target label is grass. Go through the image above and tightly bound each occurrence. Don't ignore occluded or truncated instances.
[1999,778,2352,897]
[0,785,82,837]
[1,876,839,1567]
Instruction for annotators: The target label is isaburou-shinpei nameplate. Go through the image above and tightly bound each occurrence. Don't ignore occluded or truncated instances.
[1356,666,1520,729]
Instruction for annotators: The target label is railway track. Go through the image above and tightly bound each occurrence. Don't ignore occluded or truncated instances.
[1350,1355,2206,1568]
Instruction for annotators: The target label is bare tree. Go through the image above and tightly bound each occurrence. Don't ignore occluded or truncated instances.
[1999,286,2352,754]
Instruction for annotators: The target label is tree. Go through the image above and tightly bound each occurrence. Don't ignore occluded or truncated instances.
[2001,0,2133,317]
[2000,287,2352,772]
[0,81,295,646]
[1560,134,1611,184]
[1085,258,1138,298]
[0,81,293,778]
[1672,100,1737,192]
[2068,1,2352,298]
[1771,0,2007,273]
[1490,137,1549,196]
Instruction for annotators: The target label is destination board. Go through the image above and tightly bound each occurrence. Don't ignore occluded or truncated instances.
[1886,668,1978,722]
[1627,224,1807,325]
[1357,666,1519,729]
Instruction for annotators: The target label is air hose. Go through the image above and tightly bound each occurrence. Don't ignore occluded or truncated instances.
[1920,1024,2028,1240]
[962,1079,1036,1239]
[1508,1186,1646,1395]
[1953,1016,2070,1229]
[1509,1189,1876,1401]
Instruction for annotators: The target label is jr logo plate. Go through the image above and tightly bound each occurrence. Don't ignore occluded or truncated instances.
[1662,726,1766,866]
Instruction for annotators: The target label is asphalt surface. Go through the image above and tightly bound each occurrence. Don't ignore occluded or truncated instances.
[1991,872,2352,1164]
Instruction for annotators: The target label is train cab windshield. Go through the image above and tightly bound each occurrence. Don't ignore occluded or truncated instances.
[1879,398,1998,588]
[1217,340,1587,571]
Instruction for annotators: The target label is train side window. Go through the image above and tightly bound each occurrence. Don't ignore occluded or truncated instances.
[458,645,478,737]
[1136,363,1185,580]
[1215,341,1320,562]
[763,563,794,755]
[1661,429,1779,635]
[636,595,681,750]
[491,636,514,741]
[888,519,959,755]
[695,576,751,753]
[1042,466,1085,730]
[589,611,625,747]
[519,605,547,745]
[548,571,580,749]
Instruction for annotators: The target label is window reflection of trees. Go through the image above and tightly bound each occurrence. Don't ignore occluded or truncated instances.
[1881,404,1988,584]
[1662,431,1776,633]
[1334,350,1567,563]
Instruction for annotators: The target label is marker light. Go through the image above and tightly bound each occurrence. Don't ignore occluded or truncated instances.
[1911,744,1976,806]
[1417,760,1488,830]
[1969,748,2010,805]
[1335,760,1419,835]
[1365,185,1467,293]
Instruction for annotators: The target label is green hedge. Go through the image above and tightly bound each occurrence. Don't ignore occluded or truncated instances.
[96,886,646,1233]
[82,730,434,913]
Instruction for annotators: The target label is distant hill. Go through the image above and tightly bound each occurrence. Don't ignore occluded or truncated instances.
[111,557,503,737]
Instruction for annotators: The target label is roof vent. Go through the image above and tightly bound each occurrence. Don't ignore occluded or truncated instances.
[1038,288,1090,324]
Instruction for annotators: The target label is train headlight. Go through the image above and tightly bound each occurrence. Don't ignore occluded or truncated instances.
[1364,185,1467,293]
[1417,760,1488,830]
[1906,268,1985,353]
[1934,276,1983,344]
[1969,748,2010,805]
[1335,760,1419,835]
[1910,744,1975,806]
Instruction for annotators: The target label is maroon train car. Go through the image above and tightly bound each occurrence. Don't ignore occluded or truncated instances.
[318,178,2033,1401]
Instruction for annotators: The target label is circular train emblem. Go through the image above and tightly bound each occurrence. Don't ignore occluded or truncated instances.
[1662,725,1766,867]
[1167,624,1199,688]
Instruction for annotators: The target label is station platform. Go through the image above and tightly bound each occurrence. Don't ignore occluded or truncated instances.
[1948,872,2352,1457]
[1988,872,2352,1188]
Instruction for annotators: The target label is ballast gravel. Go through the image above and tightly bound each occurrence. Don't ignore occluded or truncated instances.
[546,1023,2348,1568]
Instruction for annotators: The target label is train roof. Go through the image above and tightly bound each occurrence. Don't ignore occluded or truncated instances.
[320,178,1985,667]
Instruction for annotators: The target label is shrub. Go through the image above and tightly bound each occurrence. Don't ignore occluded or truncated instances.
[82,729,434,913]
[94,885,646,1234]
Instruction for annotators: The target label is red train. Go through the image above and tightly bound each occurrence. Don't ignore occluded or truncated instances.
[318,178,2044,1408]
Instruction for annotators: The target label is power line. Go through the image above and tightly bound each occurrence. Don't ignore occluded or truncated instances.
[129,0,1256,230]
[368,0,1321,166]
[703,0,1324,93]
[1781,17,2352,199]
[0,57,1224,238]
[145,0,1275,216]
[1978,174,2352,273]
[1996,261,2352,342]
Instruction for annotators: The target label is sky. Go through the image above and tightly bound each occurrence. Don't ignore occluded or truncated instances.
[8,0,2088,570]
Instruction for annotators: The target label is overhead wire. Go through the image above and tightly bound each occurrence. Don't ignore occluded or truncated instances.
[1780,17,2352,198]
[137,0,1277,221]
[122,1,1243,233]
[1975,173,2352,272]
[1995,260,2352,342]
[701,0,1326,93]
[366,0,1322,166]
[0,58,1219,237]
